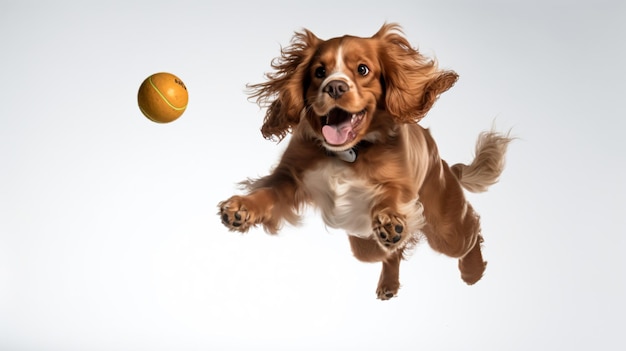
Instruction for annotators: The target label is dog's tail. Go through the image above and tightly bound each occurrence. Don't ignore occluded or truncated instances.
[451,129,513,193]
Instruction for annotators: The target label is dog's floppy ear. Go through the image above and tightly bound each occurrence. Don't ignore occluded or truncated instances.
[375,23,459,123]
[248,29,320,142]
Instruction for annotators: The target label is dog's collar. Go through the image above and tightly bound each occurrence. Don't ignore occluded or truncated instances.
[328,141,371,163]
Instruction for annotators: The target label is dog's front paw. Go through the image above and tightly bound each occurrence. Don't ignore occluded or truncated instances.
[373,211,406,250]
[218,196,256,232]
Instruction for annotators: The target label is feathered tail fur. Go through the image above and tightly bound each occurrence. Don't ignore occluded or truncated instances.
[451,130,513,193]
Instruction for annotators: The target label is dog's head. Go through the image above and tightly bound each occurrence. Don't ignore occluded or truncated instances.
[249,23,459,151]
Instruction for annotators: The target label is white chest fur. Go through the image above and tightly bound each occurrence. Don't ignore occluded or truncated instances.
[302,160,383,238]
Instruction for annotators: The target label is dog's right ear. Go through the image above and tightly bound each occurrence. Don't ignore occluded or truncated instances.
[375,23,458,124]
[248,29,320,142]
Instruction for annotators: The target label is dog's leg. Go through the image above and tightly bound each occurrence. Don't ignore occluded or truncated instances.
[420,161,487,284]
[348,235,388,262]
[348,235,403,300]
[219,137,322,234]
[376,250,402,300]
[458,234,486,285]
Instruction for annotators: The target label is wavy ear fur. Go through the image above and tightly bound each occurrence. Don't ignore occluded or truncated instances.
[375,23,459,123]
[248,30,320,142]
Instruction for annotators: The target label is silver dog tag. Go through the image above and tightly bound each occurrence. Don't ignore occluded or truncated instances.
[335,148,357,163]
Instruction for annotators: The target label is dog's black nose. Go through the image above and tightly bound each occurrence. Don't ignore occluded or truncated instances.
[323,80,349,99]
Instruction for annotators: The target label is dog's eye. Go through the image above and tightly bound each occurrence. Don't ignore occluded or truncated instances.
[314,66,326,78]
[357,64,370,76]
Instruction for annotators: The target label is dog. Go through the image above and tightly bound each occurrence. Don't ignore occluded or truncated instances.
[218,23,511,300]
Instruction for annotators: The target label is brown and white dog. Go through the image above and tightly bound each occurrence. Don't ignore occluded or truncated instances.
[218,23,511,300]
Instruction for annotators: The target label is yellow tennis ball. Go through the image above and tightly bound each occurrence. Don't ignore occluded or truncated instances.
[137,72,188,123]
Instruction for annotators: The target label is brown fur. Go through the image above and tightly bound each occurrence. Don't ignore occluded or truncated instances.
[219,23,512,299]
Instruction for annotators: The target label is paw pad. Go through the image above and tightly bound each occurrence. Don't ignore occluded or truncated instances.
[376,287,399,300]
[218,198,252,232]
[373,213,406,249]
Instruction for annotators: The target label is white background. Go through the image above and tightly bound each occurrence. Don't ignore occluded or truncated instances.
[1,0,624,350]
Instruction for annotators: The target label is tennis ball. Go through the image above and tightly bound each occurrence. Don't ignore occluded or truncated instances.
[137,72,188,123]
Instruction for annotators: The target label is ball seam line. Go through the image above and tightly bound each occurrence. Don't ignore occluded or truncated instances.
[148,76,187,111]
[139,105,159,122]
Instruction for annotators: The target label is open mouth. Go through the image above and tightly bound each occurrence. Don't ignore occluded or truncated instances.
[321,108,366,146]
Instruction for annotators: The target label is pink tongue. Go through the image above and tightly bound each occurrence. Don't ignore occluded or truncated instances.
[322,120,352,145]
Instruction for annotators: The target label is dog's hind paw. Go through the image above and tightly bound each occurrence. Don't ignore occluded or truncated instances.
[376,283,400,300]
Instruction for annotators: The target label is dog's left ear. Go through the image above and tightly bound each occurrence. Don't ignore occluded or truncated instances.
[375,23,459,123]
[248,29,320,142]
